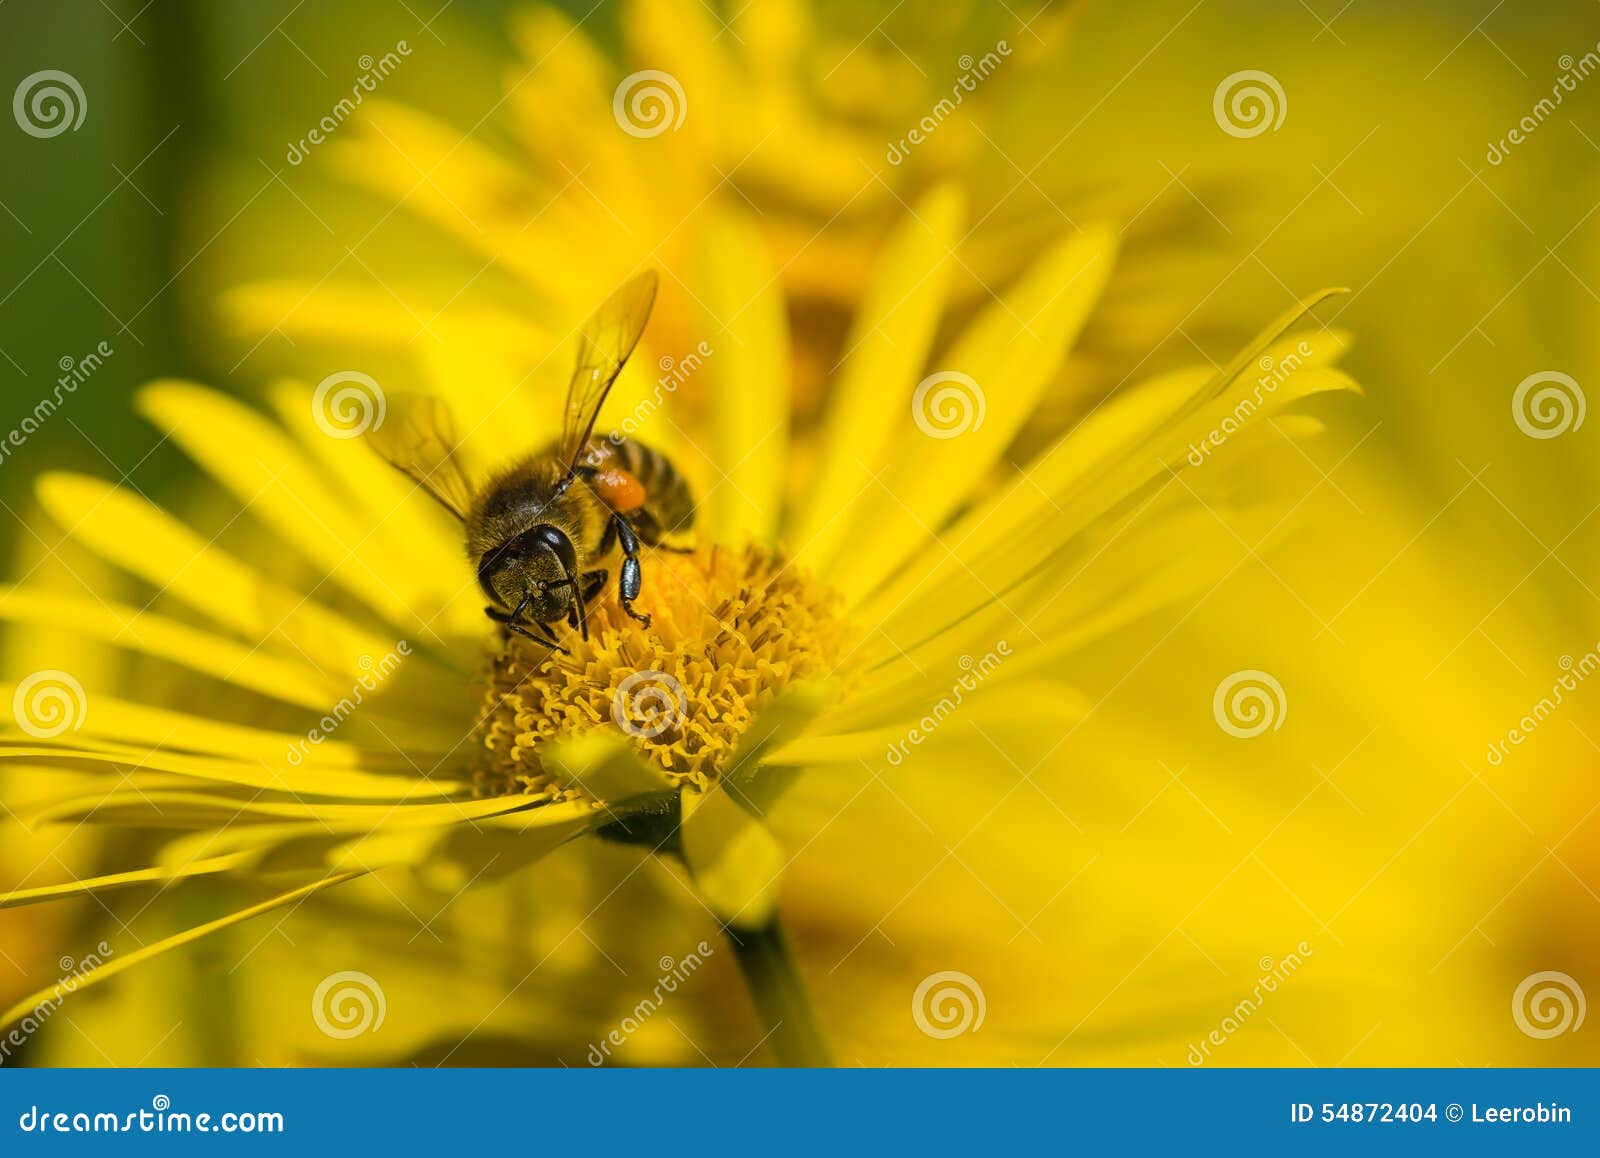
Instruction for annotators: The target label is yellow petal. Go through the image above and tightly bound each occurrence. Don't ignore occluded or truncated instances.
[624,0,727,164]
[357,799,596,885]
[0,696,463,797]
[854,366,1208,630]
[680,781,783,930]
[32,790,524,830]
[331,101,533,267]
[0,585,340,710]
[698,209,791,545]
[138,381,415,628]
[792,184,964,566]
[35,472,392,675]
[267,381,469,614]
[0,871,366,1031]
[0,855,247,911]
[864,295,1355,658]
[541,730,674,806]
[806,679,1090,759]
[719,681,834,816]
[222,280,548,350]
[825,224,1119,603]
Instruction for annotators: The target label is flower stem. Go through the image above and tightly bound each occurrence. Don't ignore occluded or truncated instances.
[724,918,833,1067]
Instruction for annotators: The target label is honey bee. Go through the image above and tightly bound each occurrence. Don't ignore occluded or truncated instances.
[367,270,693,650]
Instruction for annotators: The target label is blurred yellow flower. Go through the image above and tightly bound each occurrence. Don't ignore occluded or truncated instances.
[217,0,1232,434]
[0,184,1354,1062]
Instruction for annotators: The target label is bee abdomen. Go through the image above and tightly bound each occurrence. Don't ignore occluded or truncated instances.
[596,436,694,536]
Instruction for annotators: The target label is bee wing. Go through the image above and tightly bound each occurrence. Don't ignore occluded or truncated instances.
[558,270,659,474]
[365,393,477,520]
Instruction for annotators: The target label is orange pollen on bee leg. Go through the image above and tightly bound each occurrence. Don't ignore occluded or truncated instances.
[472,545,853,799]
[591,468,647,513]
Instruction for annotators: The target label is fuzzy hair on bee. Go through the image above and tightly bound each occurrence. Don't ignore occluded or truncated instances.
[365,270,694,652]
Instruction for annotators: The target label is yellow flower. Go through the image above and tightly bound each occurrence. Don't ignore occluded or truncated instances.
[217,0,1225,432]
[0,186,1354,1062]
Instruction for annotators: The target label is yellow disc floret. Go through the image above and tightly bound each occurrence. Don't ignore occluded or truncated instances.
[476,545,849,799]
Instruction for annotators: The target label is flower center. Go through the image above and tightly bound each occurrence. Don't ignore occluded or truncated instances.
[474,545,849,799]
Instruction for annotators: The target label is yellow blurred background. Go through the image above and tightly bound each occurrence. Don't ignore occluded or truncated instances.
[1,0,1598,1065]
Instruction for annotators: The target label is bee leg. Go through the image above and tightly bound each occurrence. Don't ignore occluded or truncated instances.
[612,514,652,627]
[631,509,694,554]
[568,570,608,641]
[484,606,568,654]
[580,569,609,604]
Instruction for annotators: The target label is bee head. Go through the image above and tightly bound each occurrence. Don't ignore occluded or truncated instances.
[478,524,578,624]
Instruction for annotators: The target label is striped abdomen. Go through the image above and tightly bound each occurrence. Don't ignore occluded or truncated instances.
[582,436,694,543]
